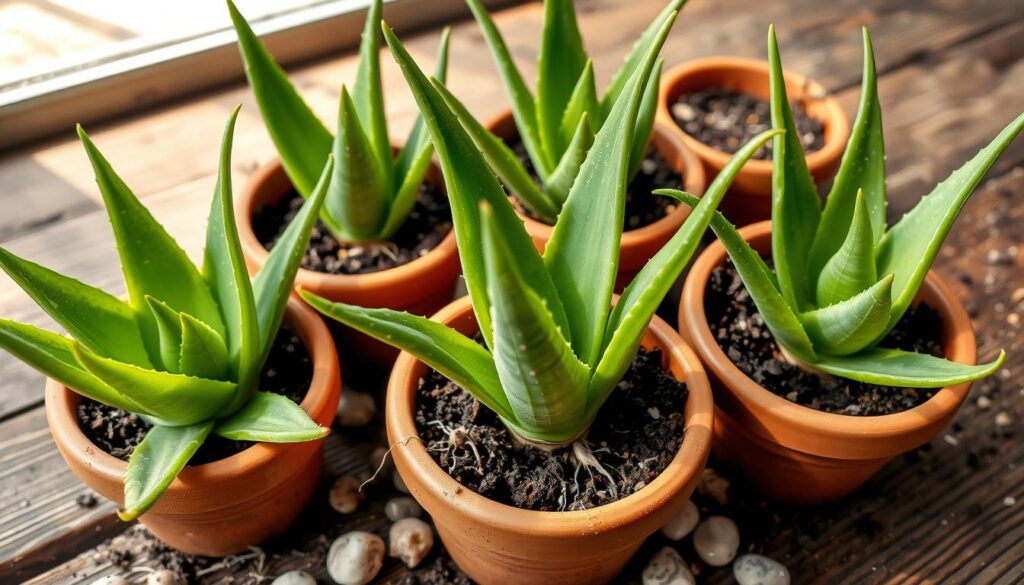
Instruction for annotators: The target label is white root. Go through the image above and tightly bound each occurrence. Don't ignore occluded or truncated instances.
[571,439,619,501]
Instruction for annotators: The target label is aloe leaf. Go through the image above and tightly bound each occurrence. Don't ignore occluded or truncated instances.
[178,313,229,381]
[0,320,142,413]
[351,0,392,176]
[395,26,451,182]
[801,274,892,356]
[384,24,569,347]
[120,421,214,521]
[214,392,326,442]
[592,129,781,405]
[536,0,588,164]
[73,345,236,426]
[558,61,601,151]
[814,347,1006,388]
[628,59,663,180]
[809,29,886,277]
[815,190,878,306]
[145,296,183,373]
[875,113,1024,335]
[0,247,150,368]
[301,290,514,421]
[545,113,594,206]
[543,9,677,369]
[663,190,817,362]
[464,0,548,178]
[767,26,821,311]
[227,0,332,197]
[481,202,589,443]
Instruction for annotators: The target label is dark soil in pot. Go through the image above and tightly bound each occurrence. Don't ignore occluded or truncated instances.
[77,329,314,466]
[670,87,825,159]
[505,136,682,230]
[415,347,688,511]
[705,262,945,415]
[252,180,453,275]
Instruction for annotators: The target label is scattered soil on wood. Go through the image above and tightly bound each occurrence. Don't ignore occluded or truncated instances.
[252,179,452,275]
[415,347,688,511]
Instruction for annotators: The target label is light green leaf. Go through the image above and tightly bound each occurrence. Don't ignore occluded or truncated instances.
[120,422,214,520]
[214,392,326,442]
[815,190,878,306]
[813,348,1006,388]
[351,0,392,178]
[536,0,588,164]
[545,113,594,206]
[145,296,182,374]
[628,59,663,180]
[395,26,451,182]
[558,61,601,151]
[179,313,229,381]
[801,274,892,356]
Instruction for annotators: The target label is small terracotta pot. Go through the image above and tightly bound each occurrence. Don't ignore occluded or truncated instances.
[485,111,707,291]
[45,296,342,556]
[679,221,978,504]
[237,157,461,363]
[658,58,849,226]
[386,296,713,584]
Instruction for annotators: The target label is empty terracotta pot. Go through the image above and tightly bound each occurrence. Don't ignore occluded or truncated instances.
[679,221,978,504]
[658,58,849,226]
[386,295,713,584]
[485,111,707,291]
[45,296,342,556]
[237,156,461,363]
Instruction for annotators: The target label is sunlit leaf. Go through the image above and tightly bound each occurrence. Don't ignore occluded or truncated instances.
[545,113,594,206]
[214,392,326,442]
[178,313,229,381]
[801,274,892,355]
[557,61,600,151]
[145,296,182,373]
[815,190,878,306]
[813,348,1006,388]
[536,0,588,163]
[120,422,213,520]
[351,0,392,177]
[628,59,663,180]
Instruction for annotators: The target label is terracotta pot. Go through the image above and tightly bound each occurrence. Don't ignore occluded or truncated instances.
[485,111,707,291]
[237,156,461,363]
[658,58,849,226]
[386,296,713,584]
[679,221,978,504]
[45,296,342,556]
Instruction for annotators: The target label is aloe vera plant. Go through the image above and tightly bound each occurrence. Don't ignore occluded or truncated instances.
[303,14,774,447]
[665,27,1022,388]
[0,109,334,520]
[443,0,686,223]
[228,0,450,242]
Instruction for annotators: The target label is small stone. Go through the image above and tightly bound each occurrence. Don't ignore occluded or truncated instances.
[76,492,98,508]
[92,577,129,585]
[1009,313,1020,326]
[327,531,385,585]
[145,570,182,585]
[394,472,410,494]
[330,476,365,514]
[385,497,423,521]
[977,396,992,410]
[271,570,316,585]
[693,516,740,566]
[943,434,959,447]
[389,518,434,568]
[1011,288,1024,305]
[1005,496,1017,506]
[734,554,791,585]
[995,412,1013,427]
[698,468,730,505]
[338,391,376,427]
[660,500,699,541]
[642,546,695,585]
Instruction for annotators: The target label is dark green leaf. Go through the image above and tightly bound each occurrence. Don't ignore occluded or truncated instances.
[395,26,451,182]
[557,61,600,155]
[351,0,392,175]
[214,392,326,442]
[801,274,892,356]
[815,190,878,306]
[628,59,663,180]
[536,0,588,163]
[545,113,594,206]
[814,348,1006,388]
[120,422,214,520]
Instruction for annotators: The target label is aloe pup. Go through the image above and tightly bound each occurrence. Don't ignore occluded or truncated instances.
[0,109,334,520]
[666,27,1021,387]
[228,0,450,243]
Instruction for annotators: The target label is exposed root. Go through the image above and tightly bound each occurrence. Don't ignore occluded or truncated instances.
[427,420,483,474]
[571,439,619,502]
[360,436,423,492]
[195,546,265,577]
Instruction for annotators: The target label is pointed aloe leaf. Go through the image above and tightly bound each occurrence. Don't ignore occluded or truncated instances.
[384,24,569,347]
[768,26,821,311]
[120,421,214,521]
[558,61,601,150]
[431,78,559,223]
[545,113,594,206]
[326,87,389,241]
[464,0,548,178]
[0,320,142,413]
[77,127,225,358]
[0,247,150,368]
[814,348,1005,388]
[301,290,514,421]
[875,113,1024,336]
[592,129,782,405]
[801,274,892,356]
[227,0,332,197]
[663,190,817,362]
[809,29,886,277]
[145,296,182,374]
[816,190,878,306]
[351,0,391,176]
[73,346,236,426]
[543,10,677,369]
[536,0,588,164]
[395,26,451,182]
[214,392,327,442]
[628,59,663,180]
[179,313,229,381]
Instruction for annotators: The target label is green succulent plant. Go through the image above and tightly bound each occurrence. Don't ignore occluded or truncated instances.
[664,27,1021,387]
[303,14,775,446]
[228,0,450,242]
[443,0,686,224]
[0,109,334,520]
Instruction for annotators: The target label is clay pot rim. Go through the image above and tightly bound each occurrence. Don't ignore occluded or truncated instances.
[236,155,459,293]
[679,220,977,447]
[658,56,850,179]
[386,295,713,536]
[44,295,340,491]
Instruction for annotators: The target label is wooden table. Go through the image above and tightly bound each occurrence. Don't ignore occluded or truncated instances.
[1,0,1022,582]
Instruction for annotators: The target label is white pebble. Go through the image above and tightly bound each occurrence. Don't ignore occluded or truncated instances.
[1005,496,1017,506]
[385,497,423,521]
[146,570,182,585]
[693,516,740,566]
[660,499,699,541]
[734,554,790,585]
[327,531,384,585]
[272,570,316,585]
[995,411,1013,427]
[338,391,376,427]
[91,577,128,585]
[393,472,410,494]
[329,476,365,514]
[642,547,695,585]
[389,518,434,568]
